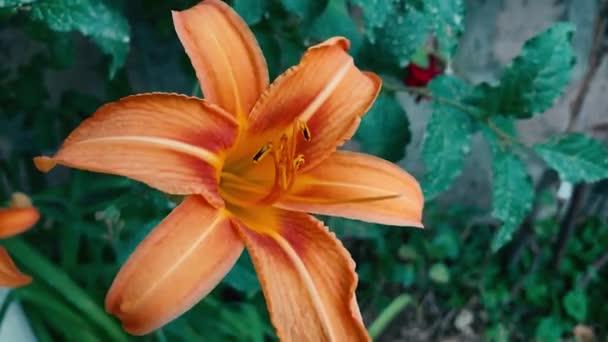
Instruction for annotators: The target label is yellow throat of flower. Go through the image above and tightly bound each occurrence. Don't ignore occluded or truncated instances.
[220,120,311,207]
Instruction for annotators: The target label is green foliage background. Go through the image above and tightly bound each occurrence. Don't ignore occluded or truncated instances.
[1,0,607,341]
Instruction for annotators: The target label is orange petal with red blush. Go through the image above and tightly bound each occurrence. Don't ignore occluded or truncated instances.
[0,207,39,239]
[0,247,31,287]
[237,37,380,170]
[277,151,424,227]
[172,0,268,122]
[106,196,243,335]
[34,93,238,207]
[231,206,369,341]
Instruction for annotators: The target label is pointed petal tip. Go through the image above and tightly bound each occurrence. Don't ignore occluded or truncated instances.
[172,0,268,116]
[0,248,32,288]
[33,156,57,173]
[4,272,32,288]
[311,36,351,51]
[0,207,40,239]
[411,221,424,229]
[104,196,243,336]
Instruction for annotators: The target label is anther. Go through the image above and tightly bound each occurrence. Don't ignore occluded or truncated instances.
[252,143,273,163]
[293,154,305,170]
[299,121,311,141]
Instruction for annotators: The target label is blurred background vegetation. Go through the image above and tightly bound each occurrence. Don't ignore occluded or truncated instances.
[1,0,608,341]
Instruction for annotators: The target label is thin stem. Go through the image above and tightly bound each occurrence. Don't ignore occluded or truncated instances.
[401,86,528,149]
[579,251,608,289]
[368,294,413,339]
[404,86,478,116]
[566,0,608,131]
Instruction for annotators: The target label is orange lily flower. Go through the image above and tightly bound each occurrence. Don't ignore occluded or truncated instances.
[34,0,423,339]
[0,193,39,287]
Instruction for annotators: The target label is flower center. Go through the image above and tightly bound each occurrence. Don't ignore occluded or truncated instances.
[220,121,311,207]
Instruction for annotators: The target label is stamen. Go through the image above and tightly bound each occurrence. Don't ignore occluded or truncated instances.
[299,121,311,141]
[293,154,305,170]
[279,164,289,190]
[289,193,404,205]
[252,143,273,163]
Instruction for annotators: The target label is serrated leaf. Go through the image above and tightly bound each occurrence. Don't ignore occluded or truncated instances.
[429,263,450,284]
[29,0,130,78]
[0,0,35,8]
[563,290,587,321]
[354,91,410,162]
[473,23,575,118]
[423,0,465,57]
[309,0,362,54]
[490,149,534,251]
[234,0,268,25]
[421,76,474,200]
[374,7,430,67]
[534,133,608,183]
[350,0,393,43]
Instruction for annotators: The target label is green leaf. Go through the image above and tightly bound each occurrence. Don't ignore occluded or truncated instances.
[29,0,130,78]
[224,253,261,297]
[374,7,430,67]
[489,149,534,251]
[234,0,268,25]
[327,217,384,242]
[429,263,450,283]
[309,0,362,54]
[279,0,327,20]
[354,0,464,64]
[422,0,465,57]
[0,0,35,8]
[354,91,410,162]
[253,28,281,79]
[473,23,575,118]
[350,0,393,43]
[4,238,129,342]
[563,290,587,321]
[535,317,564,342]
[432,230,460,259]
[534,133,608,183]
[18,285,99,340]
[421,76,474,200]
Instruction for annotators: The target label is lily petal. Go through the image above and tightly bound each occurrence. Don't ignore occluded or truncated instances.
[0,207,39,239]
[34,93,238,207]
[106,195,243,335]
[172,0,269,122]
[231,206,369,341]
[0,247,31,287]
[239,37,380,171]
[277,151,424,227]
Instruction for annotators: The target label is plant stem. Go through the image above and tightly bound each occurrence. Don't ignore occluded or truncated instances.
[551,0,608,270]
[368,293,413,339]
[566,0,608,131]
[402,86,528,149]
[405,86,477,116]
[579,250,608,289]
